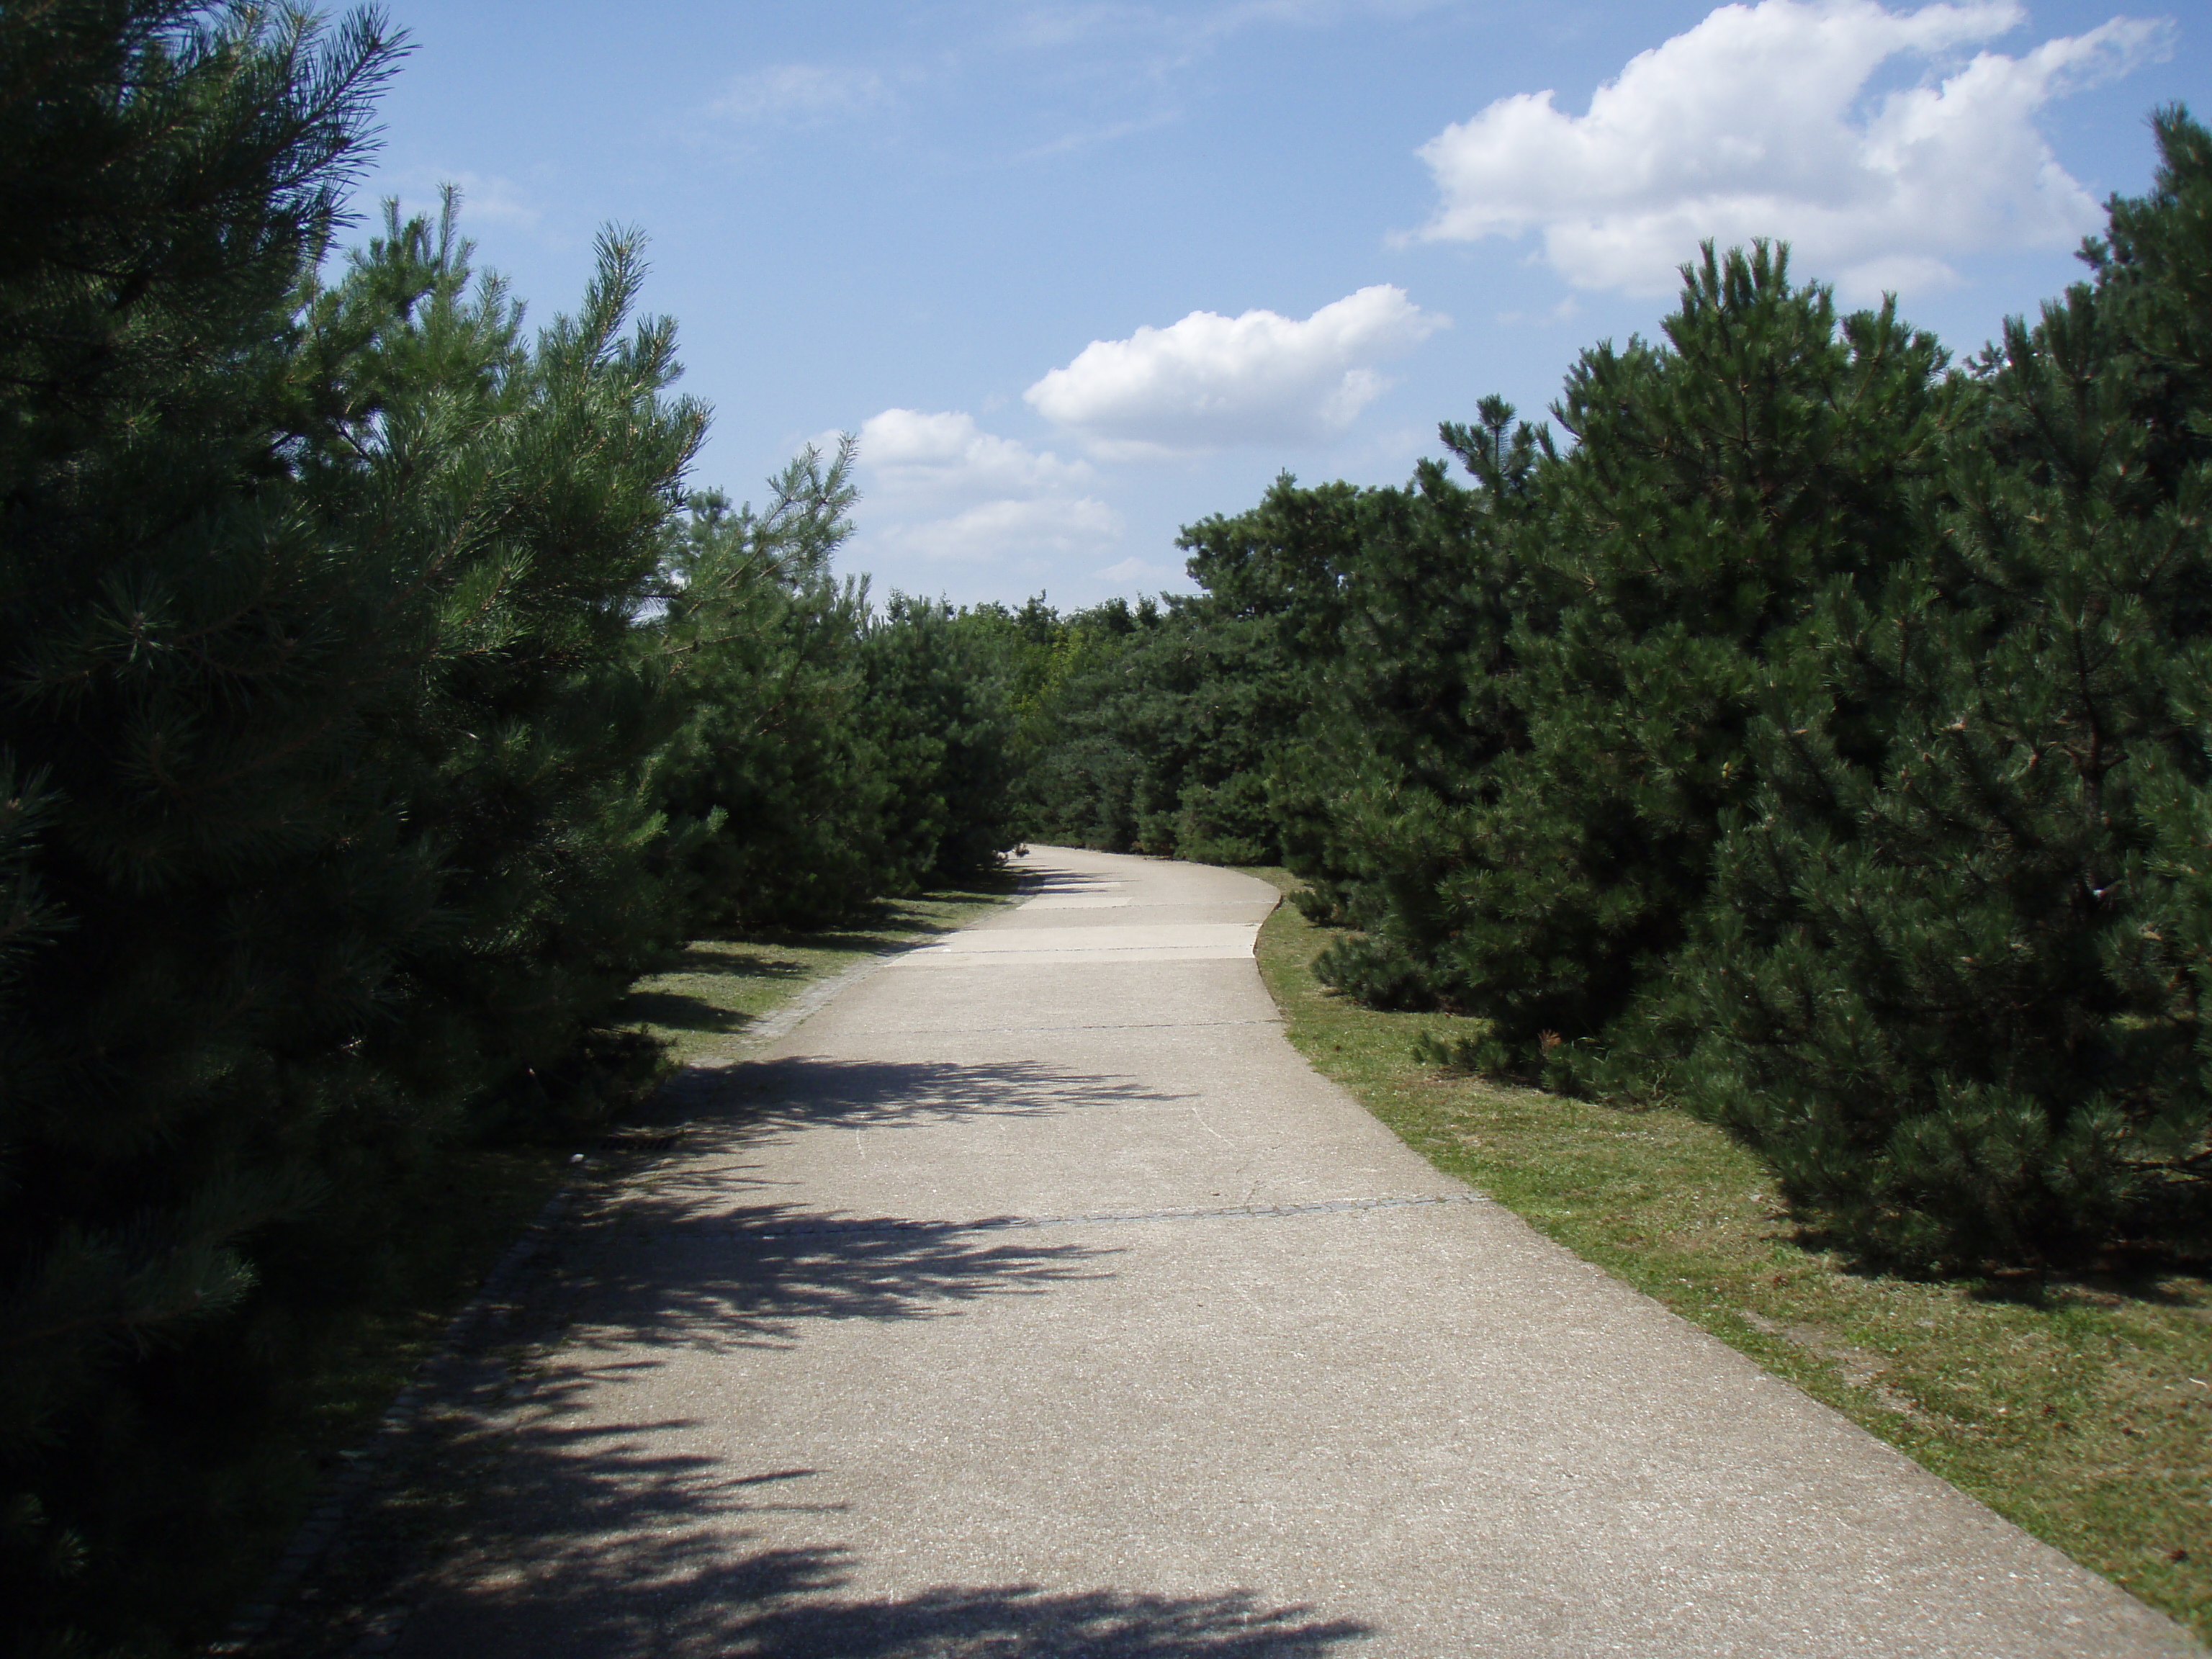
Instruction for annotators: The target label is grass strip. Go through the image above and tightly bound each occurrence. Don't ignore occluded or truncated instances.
[1247,871,2212,1644]
[621,884,1015,1069]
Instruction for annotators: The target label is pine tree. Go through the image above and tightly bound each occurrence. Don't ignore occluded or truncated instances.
[349,201,706,1139]
[1298,400,1550,1009]
[1152,476,1364,862]
[0,1,410,1635]
[647,441,901,929]
[863,595,1020,885]
[1430,245,1948,1076]
[1647,109,2212,1267]
[994,595,1166,852]
[0,6,707,1637]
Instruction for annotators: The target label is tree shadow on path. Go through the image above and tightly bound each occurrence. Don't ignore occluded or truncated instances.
[547,1055,1179,1352]
[1015,864,1128,899]
[364,1048,1368,1659]
[654,1052,1189,1136]
[392,1427,1373,1659]
[546,1200,1115,1355]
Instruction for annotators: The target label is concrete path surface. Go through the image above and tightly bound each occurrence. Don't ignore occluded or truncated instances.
[393,847,2199,1658]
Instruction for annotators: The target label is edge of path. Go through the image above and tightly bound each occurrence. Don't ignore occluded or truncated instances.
[1241,863,2211,1649]
[203,878,1020,1658]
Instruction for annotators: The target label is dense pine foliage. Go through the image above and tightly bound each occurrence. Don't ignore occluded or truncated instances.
[1002,111,2212,1276]
[1,6,1018,1647]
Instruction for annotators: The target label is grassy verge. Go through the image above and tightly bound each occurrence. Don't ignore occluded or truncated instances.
[619,883,1012,1069]
[194,880,1012,1651]
[1247,872,2212,1644]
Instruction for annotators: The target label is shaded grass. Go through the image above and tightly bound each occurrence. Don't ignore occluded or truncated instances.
[123,1147,587,1655]
[621,885,1010,1069]
[189,879,1013,1652]
[1247,872,2212,1644]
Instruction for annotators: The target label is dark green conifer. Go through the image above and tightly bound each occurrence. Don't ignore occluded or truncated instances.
[1298,400,1549,1009]
[863,595,1020,884]
[0,5,706,1636]
[1148,477,1364,862]
[1,1,408,1635]
[1648,110,2212,1267]
[647,442,901,928]
[993,595,1169,852]
[1436,245,1947,1075]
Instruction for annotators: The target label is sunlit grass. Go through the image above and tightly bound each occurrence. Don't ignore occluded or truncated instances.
[1246,870,2212,1642]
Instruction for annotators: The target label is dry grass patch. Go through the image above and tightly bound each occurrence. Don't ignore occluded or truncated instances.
[1248,873,2212,1642]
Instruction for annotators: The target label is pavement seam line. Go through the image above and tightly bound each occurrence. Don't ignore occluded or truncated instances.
[646,1192,1488,1241]
[861,1018,1281,1036]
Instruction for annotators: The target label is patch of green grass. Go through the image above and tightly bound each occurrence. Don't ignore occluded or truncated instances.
[620,884,1012,1068]
[1246,872,2212,1642]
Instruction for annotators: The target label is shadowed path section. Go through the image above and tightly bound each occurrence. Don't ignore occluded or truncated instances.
[394,847,2200,1658]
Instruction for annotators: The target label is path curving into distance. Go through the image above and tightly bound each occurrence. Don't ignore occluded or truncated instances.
[393,846,2198,1658]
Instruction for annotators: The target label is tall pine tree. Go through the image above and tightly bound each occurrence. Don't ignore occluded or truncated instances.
[1414,246,1948,1076]
[1646,109,2212,1267]
[1,6,706,1640]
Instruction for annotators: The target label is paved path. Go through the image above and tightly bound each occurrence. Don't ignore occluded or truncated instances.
[395,848,2198,1658]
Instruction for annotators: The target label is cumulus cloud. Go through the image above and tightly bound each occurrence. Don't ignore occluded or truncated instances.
[1024,284,1445,457]
[1094,555,1180,584]
[1413,0,2172,297]
[853,410,1122,567]
[387,168,546,233]
[874,497,1126,565]
[858,408,1094,496]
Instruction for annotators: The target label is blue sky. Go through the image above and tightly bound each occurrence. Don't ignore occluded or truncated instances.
[351,1,2210,608]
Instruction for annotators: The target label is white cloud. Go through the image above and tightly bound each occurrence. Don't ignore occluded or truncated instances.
[714,63,888,125]
[1094,555,1179,583]
[1413,0,2173,298]
[1007,1,1453,57]
[1024,284,1446,457]
[875,497,1126,565]
[1021,109,1184,162]
[858,408,1094,497]
[387,168,546,233]
[1496,297,1584,328]
[852,410,1122,567]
